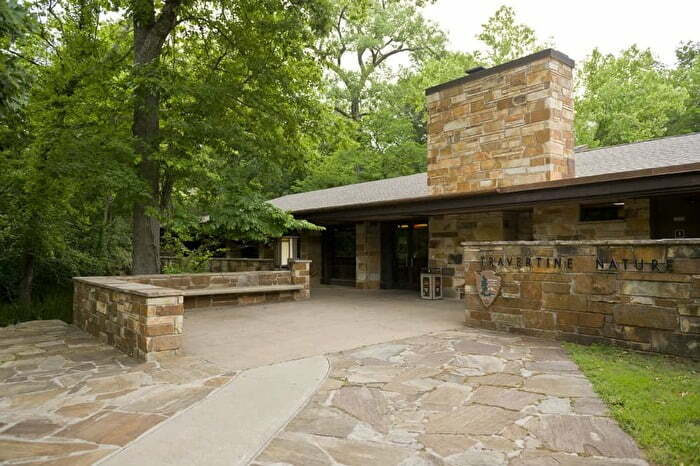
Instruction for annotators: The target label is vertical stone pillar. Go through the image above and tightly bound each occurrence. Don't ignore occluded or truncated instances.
[288,259,311,299]
[137,294,184,361]
[356,222,381,289]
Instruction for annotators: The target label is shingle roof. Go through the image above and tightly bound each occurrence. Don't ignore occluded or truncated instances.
[574,132,700,176]
[270,132,700,213]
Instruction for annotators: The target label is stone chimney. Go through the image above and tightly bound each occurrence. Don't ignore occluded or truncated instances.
[425,49,575,195]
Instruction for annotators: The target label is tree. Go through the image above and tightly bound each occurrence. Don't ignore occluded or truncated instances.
[295,51,479,191]
[0,0,35,116]
[317,0,445,121]
[294,0,446,191]
[0,0,330,303]
[126,0,331,273]
[575,46,688,148]
[668,41,700,135]
[0,0,137,303]
[476,5,549,66]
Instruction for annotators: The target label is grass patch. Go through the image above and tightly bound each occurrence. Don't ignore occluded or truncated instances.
[564,342,700,466]
[0,288,73,327]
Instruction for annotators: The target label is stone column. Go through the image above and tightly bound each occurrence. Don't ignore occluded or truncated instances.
[288,259,311,299]
[356,222,381,289]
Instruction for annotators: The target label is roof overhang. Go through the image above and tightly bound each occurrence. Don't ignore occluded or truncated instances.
[291,163,700,223]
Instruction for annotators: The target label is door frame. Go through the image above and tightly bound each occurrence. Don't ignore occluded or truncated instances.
[380,220,429,290]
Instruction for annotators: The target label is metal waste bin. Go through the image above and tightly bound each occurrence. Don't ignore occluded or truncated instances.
[420,268,443,300]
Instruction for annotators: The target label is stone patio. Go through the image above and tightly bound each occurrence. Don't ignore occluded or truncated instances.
[0,293,650,465]
[0,320,234,465]
[253,327,648,466]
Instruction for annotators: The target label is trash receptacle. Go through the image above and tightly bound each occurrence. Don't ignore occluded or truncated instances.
[420,268,443,300]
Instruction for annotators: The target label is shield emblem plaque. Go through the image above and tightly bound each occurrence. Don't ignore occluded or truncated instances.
[475,270,501,308]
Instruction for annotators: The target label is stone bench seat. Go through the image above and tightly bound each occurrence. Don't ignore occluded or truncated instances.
[180,284,304,297]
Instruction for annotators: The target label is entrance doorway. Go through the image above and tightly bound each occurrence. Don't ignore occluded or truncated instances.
[321,225,356,286]
[381,221,429,290]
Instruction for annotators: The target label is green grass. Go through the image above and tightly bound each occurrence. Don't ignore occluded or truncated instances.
[0,289,73,327]
[564,343,700,466]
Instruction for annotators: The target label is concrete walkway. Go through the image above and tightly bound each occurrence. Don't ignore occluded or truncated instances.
[101,356,329,466]
[183,286,464,370]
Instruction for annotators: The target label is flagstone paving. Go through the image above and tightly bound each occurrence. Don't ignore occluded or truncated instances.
[252,328,649,466]
[0,320,234,465]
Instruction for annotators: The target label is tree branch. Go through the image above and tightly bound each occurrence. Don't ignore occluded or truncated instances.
[4,49,41,67]
[334,106,351,118]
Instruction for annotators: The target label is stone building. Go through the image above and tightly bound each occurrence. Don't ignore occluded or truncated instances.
[271,50,699,294]
[271,49,700,357]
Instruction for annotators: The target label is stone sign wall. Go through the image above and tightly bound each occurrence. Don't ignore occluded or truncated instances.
[463,240,700,358]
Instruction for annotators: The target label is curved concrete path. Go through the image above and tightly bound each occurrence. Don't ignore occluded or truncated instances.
[100,356,329,466]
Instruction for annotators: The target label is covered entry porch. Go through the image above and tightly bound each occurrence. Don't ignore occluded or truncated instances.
[314,219,431,291]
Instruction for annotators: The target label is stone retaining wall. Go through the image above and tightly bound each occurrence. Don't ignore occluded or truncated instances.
[161,256,274,273]
[463,240,700,358]
[73,278,184,361]
[73,260,311,360]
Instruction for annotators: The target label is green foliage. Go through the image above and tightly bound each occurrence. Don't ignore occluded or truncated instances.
[317,0,445,121]
[0,0,329,307]
[476,5,550,66]
[0,288,73,326]
[0,0,35,116]
[565,343,700,466]
[668,41,700,135]
[161,234,217,274]
[575,46,689,147]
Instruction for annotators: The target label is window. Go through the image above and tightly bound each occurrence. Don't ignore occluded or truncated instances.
[580,203,625,222]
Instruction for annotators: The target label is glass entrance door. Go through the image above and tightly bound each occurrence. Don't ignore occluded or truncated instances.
[390,222,428,290]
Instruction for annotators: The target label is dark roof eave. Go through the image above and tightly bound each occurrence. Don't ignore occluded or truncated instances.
[288,162,700,221]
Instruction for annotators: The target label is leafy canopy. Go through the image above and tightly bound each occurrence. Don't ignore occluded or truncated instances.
[575,46,689,147]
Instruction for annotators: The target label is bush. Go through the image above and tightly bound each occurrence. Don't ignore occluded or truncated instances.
[0,288,73,327]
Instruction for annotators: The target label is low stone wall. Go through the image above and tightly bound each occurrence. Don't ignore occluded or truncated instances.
[73,260,311,360]
[73,278,184,361]
[463,240,700,358]
[161,256,274,273]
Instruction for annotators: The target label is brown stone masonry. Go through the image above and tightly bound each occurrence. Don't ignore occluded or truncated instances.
[533,199,650,240]
[73,278,184,361]
[426,49,575,195]
[463,240,700,358]
[73,260,311,360]
[356,221,381,289]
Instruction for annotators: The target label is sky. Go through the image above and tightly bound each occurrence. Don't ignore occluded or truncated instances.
[422,0,700,67]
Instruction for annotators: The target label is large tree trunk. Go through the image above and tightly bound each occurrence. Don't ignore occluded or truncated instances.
[130,0,181,274]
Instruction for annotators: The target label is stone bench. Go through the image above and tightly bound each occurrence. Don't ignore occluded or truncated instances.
[180,284,304,297]
[73,260,312,361]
